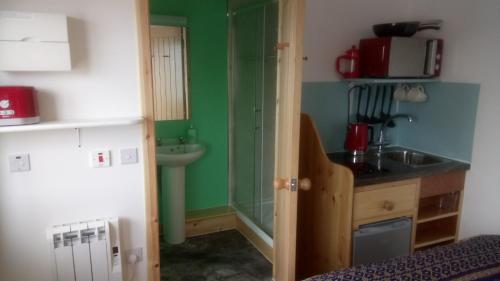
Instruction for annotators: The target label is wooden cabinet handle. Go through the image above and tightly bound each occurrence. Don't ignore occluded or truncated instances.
[274,177,312,191]
[382,201,395,211]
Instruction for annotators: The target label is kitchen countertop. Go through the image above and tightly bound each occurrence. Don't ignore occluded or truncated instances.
[328,146,470,187]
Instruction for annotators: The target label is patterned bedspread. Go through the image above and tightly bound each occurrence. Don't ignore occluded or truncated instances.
[305,235,500,281]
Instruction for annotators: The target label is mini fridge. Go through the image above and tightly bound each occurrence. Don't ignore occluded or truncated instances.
[352,217,412,266]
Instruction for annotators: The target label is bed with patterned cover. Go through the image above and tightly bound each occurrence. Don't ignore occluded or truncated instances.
[304,235,500,281]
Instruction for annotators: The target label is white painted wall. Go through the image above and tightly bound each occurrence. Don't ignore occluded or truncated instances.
[303,0,412,82]
[0,1,147,281]
[410,0,500,238]
[0,0,141,120]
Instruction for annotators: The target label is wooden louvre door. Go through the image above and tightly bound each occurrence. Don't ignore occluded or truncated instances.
[273,0,305,280]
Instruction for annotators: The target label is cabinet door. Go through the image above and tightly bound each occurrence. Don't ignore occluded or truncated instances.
[273,0,305,280]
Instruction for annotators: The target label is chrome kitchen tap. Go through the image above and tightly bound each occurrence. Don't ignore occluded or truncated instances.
[374,114,415,154]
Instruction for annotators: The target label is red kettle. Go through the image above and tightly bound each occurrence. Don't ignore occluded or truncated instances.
[345,123,371,155]
[336,45,360,79]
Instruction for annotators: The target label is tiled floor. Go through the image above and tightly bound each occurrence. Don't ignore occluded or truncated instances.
[160,230,272,281]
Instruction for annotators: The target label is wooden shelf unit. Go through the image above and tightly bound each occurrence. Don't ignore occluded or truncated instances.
[417,191,461,223]
[415,215,458,248]
[414,171,466,249]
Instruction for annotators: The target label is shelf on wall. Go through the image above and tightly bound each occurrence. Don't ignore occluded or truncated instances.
[0,117,143,133]
[344,78,440,85]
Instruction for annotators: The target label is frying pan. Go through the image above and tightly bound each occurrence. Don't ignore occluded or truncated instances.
[373,20,442,37]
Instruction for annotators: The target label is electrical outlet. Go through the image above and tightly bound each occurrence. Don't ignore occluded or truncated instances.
[125,248,143,263]
[9,154,30,172]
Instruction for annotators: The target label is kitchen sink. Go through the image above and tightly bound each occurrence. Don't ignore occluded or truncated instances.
[383,150,443,167]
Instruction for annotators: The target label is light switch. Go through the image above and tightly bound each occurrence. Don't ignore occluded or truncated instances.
[120,148,138,165]
[9,154,30,172]
[90,150,111,168]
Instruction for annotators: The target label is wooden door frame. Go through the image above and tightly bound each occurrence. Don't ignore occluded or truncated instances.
[134,0,305,280]
[273,0,305,280]
[135,0,161,281]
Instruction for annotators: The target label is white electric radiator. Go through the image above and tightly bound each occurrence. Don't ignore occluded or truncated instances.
[47,218,124,281]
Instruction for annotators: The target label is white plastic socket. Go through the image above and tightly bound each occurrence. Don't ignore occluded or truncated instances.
[9,154,30,172]
[125,248,143,263]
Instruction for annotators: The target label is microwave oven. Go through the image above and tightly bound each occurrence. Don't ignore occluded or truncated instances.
[359,37,443,78]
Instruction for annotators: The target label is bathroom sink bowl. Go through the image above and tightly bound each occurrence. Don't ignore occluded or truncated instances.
[156,143,205,167]
[383,150,443,167]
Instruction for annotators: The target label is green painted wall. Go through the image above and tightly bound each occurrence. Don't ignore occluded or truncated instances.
[150,0,228,212]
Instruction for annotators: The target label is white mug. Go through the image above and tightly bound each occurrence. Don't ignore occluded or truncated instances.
[407,85,427,102]
[394,84,410,101]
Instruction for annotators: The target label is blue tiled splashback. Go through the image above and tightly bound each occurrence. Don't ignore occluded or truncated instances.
[301,82,349,153]
[301,82,480,162]
[394,83,480,161]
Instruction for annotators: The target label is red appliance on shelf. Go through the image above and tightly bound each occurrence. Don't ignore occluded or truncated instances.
[359,37,443,78]
[345,123,371,155]
[0,86,40,126]
[335,45,360,79]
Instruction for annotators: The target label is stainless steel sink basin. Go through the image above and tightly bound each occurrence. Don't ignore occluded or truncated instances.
[383,150,443,166]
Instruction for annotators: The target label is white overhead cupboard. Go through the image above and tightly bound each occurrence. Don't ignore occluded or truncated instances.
[0,11,71,71]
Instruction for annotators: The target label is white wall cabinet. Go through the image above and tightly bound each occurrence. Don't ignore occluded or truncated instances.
[0,11,71,71]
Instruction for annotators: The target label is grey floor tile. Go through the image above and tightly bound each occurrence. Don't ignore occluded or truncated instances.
[161,230,272,281]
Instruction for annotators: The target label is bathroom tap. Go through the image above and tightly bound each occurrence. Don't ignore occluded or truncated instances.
[178,136,186,144]
[374,114,415,154]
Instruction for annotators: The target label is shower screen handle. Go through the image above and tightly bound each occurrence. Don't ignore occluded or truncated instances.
[274,177,311,191]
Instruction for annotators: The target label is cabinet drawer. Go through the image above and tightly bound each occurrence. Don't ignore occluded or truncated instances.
[353,181,419,222]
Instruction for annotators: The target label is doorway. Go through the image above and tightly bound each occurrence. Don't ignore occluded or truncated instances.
[148,0,278,280]
[137,0,305,280]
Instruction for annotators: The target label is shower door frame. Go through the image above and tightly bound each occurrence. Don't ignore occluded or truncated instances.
[135,0,305,280]
[227,0,278,239]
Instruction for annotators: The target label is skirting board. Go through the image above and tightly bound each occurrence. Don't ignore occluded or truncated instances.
[184,206,273,263]
[185,206,237,237]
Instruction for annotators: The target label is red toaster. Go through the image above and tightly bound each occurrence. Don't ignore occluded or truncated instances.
[0,86,40,126]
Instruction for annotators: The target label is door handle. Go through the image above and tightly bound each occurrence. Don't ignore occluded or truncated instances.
[274,177,311,191]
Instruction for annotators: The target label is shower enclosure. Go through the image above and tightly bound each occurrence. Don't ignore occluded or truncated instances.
[228,0,278,237]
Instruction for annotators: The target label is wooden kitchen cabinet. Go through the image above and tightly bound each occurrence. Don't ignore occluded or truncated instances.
[353,171,466,253]
[297,114,468,279]
[353,179,420,230]
[415,171,466,249]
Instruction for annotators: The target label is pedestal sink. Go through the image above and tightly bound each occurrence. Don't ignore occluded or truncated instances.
[157,142,205,244]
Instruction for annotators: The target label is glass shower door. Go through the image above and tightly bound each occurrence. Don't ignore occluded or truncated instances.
[230,1,278,236]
